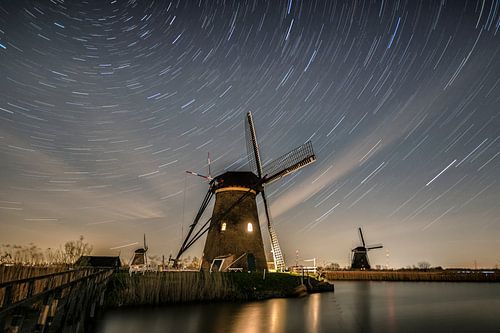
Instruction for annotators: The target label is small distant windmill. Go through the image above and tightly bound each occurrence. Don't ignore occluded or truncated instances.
[174,112,316,272]
[129,234,149,274]
[351,227,383,270]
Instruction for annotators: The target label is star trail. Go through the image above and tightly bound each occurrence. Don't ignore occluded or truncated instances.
[0,0,499,268]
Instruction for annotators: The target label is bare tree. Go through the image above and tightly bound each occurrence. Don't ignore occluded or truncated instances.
[64,236,93,263]
[324,263,341,270]
[417,261,431,269]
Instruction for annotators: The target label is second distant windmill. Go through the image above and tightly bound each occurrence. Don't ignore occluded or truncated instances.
[351,227,383,270]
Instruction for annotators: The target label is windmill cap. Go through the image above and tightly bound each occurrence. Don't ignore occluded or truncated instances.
[212,171,262,193]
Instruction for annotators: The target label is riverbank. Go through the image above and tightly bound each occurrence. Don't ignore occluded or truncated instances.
[323,269,499,282]
[105,271,334,307]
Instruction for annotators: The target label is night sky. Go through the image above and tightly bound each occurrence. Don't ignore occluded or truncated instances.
[1,0,499,269]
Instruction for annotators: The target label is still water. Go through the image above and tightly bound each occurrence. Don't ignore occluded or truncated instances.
[95,281,500,333]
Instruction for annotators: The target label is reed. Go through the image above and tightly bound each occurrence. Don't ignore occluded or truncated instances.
[107,271,240,306]
[0,265,68,283]
[105,271,331,307]
[323,270,499,282]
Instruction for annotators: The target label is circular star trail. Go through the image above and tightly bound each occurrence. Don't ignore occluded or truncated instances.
[1,0,499,268]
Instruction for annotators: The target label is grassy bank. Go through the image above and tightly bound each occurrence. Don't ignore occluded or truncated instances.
[324,270,500,282]
[105,271,333,307]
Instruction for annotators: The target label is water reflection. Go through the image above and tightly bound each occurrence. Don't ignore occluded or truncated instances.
[306,293,320,332]
[385,284,397,333]
[354,282,371,332]
[268,298,286,333]
[231,301,279,333]
[96,282,500,333]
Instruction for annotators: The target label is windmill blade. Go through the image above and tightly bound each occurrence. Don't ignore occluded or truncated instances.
[367,244,383,250]
[175,189,214,263]
[261,189,286,271]
[245,112,263,178]
[186,170,211,181]
[358,227,366,247]
[144,234,148,251]
[262,141,316,185]
[207,152,212,179]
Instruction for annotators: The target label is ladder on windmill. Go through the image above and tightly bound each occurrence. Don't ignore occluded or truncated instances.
[269,223,285,271]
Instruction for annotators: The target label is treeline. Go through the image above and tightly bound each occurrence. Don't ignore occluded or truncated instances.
[0,235,92,265]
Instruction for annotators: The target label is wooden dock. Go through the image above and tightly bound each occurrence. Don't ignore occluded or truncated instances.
[0,268,113,332]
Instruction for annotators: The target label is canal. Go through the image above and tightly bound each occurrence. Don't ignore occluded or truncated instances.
[95,281,500,332]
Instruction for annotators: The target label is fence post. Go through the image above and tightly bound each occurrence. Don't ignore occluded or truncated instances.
[43,289,61,332]
[4,313,25,333]
[33,295,51,333]
[2,285,13,308]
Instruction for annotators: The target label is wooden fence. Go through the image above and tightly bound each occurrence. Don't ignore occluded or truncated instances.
[0,268,113,332]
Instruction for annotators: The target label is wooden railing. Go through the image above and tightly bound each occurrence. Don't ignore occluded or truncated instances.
[0,268,114,332]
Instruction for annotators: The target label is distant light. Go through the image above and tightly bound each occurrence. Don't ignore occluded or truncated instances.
[247,223,253,232]
[221,222,226,231]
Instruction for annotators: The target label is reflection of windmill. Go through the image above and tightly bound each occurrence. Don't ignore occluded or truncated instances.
[130,234,148,267]
[351,228,383,270]
[174,112,316,272]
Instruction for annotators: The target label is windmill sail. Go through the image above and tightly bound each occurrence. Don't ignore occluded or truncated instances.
[261,190,286,271]
[262,141,316,185]
[245,112,287,271]
[358,227,366,247]
[245,112,263,177]
[175,189,214,263]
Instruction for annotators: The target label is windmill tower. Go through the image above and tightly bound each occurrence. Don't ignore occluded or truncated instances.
[174,112,316,272]
[351,227,383,270]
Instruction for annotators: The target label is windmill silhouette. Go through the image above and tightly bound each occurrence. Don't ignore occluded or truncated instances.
[351,227,383,269]
[129,234,149,274]
[174,112,316,272]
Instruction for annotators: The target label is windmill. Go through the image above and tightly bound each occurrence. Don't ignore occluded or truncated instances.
[174,112,316,272]
[351,227,383,270]
[129,234,149,274]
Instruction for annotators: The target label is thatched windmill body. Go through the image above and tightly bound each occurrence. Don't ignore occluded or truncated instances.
[175,112,316,272]
[351,227,383,269]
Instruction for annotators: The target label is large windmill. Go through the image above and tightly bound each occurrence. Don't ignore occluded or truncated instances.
[174,112,316,272]
[351,227,383,269]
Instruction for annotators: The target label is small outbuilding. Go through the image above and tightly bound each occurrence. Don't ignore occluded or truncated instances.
[74,256,121,269]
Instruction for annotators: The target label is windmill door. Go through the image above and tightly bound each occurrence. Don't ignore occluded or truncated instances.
[247,253,256,271]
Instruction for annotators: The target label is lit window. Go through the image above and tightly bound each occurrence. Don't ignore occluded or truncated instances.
[247,223,253,232]
[221,222,226,231]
